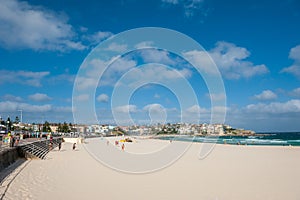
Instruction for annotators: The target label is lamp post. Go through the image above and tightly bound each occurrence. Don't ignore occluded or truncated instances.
[18,110,23,123]
[6,119,10,133]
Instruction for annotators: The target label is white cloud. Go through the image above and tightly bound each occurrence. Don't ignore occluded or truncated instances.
[142,104,167,124]
[140,49,176,65]
[122,65,192,86]
[162,0,204,17]
[254,90,277,101]
[134,41,155,49]
[75,56,135,90]
[180,105,204,123]
[246,99,300,114]
[0,70,49,87]
[183,41,269,79]
[82,31,113,46]
[75,77,98,91]
[0,101,73,124]
[182,105,228,124]
[86,58,109,77]
[0,0,85,51]
[184,0,204,17]
[206,93,226,101]
[2,94,23,102]
[183,50,218,74]
[114,105,138,113]
[48,73,75,84]
[143,104,165,113]
[289,87,300,97]
[109,57,137,73]
[289,45,300,61]
[28,93,52,102]
[74,94,89,102]
[185,105,207,113]
[281,65,300,77]
[53,106,73,112]
[211,41,269,79]
[97,94,109,103]
[75,58,110,90]
[77,51,189,89]
[211,106,228,113]
[167,107,178,113]
[0,101,51,112]
[101,57,137,86]
[281,45,300,78]
[105,42,127,52]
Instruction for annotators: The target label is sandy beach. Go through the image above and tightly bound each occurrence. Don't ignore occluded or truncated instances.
[2,137,300,200]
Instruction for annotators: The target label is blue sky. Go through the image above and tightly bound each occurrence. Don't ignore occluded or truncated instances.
[0,0,300,132]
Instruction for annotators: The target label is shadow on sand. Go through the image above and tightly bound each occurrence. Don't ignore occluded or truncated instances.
[0,158,27,183]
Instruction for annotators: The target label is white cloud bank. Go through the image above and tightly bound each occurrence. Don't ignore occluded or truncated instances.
[2,94,23,102]
[97,94,109,103]
[119,64,192,88]
[82,31,113,46]
[0,70,49,87]
[28,93,52,102]
[74,94,89,102]
[114,105,138,113]
[289,87,300,97]
[281,45,300,78]
[246,99,300,114]
[0,0,86,51]
[0,100,73,123]
[140,49,176,65]
[143,104,165,113]
[253,90,277,101]
[105,42,127,52]
[184,41,269,80]
[77,53,192,90]
[206,93,226,101]
[0,101,52,112]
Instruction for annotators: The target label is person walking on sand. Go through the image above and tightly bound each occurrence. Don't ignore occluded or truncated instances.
[49,141,53,150]
[73,143,76,150]
[58,142,62,151]
[11,136,15,147]
[121,143,125,151]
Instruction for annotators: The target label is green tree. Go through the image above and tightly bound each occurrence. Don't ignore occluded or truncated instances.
[0,117,4,125]
[61,122,70,133]
[42,121,52,132]
[15,116,20,124]
[6,117,11,131]
[57,123,62,132]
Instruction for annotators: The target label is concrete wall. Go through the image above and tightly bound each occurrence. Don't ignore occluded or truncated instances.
[63,137,84,144]
[0,137,65,172]
[0,147,20,172]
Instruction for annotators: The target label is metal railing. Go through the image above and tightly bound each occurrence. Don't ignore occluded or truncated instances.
[18,137,63,159]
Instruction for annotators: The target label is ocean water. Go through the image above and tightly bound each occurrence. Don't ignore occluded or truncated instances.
[158,132,300,146]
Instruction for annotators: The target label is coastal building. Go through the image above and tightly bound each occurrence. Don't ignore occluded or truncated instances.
[214,124,225,135]
[86,124,115,135]
[74,125,86,134]
[49,125,59,133]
